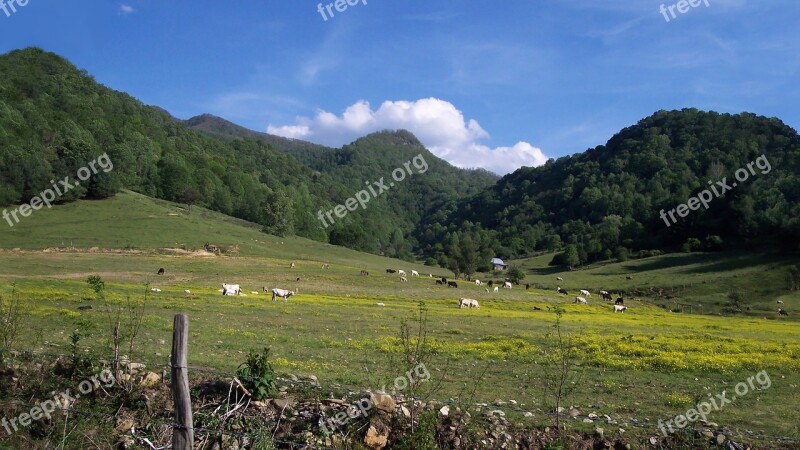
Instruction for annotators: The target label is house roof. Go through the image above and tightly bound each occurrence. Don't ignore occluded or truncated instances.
[491,258,506,265]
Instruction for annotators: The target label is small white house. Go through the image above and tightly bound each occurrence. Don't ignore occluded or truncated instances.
[491,258,508,270]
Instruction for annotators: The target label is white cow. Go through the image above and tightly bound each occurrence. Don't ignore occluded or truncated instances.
[574,297,587,304]
[503,281,512,289]
[184,290,191,294]
[222,284,241,296]
[580,289,591,297]
[250,291,259,295]
[400,276,408,282]
[271,288,294,302]
[556,277,563,281]
[459,298,479,308]
[398,270,407,277]
[614,305,627,313]
[376,302,385,307]
[150,288,162,293]
[475,280,482,286]
[485,288,490,293]
[411,270,419,277]
[493,286,499,293]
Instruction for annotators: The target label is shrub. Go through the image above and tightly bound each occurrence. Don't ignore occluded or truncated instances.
[237,347,277,400]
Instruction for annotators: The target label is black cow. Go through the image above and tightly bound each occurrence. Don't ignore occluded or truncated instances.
[387,269,397,274]
[615,295,624,305]
[525,283,530,290]
[448,281,458,288]
[487,280,494,287]
[157,268,165,275]
[435,280,444,285]
[778,308,789,316]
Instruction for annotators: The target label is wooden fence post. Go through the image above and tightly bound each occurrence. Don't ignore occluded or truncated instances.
[171,313,193,450]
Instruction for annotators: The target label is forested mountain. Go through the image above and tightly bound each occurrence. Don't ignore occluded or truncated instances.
[429,109,800,268]
[185,113,334,166]
[0,48,496,259]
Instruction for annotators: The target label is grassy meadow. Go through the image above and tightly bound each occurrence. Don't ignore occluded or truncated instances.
[0,191,798,446]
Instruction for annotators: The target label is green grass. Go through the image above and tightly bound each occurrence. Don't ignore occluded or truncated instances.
[1,191,799,446]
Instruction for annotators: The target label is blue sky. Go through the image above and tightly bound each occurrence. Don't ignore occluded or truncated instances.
[1,0,798,174]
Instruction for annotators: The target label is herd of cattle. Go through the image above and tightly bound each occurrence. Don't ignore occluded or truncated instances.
[150,265,790,316]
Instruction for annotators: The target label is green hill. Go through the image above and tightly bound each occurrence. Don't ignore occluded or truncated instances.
[433,109,800,263]
[0,48,496,259]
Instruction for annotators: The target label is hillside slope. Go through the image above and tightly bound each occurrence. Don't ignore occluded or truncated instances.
[434,109,800,262]
[0,48,496,259]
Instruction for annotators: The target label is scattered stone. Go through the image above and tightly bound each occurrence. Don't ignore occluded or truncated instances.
[138,372,160,388]
[370,392,396,413]
[595,427,604,439]
[716,433,727,445]
[523,412,534,418]
[439,405,450,417]
[364,424,388,449]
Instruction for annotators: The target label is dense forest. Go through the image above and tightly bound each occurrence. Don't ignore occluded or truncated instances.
[0,48,495,259]
[1,48,799,269]
[429,110,800,268]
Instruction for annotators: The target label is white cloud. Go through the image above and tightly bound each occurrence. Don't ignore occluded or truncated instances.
[119,4,134,15]
[267,98,548,174]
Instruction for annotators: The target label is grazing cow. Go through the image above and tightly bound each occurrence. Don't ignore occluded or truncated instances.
[525,283,530,290]
[615,295,624,305]
[441,277,447,283]
[533,306,542,311]
[485,288,490,293]
[493,287,499,293]
[296,277,301,282]
[777,300,784,305]
[601,291,612,301]
[411,270,419,277]
[503,281,512,289]
[429,274,433,277]
[557,287,568,295]
[150,288,161,293]
[290,262,296,268]
[778,308,789,316]
[556,277,563,281]
[614,305,627,313]
[271,288,294,302]
[574,297,587,304]
[487,280,494,287]
[157,268,165,275]
[361,270,369,276]
[322,263,330,269]
[398,270,407,277]
[580,289,591,297]
[222,284,241,296]
[376,303,385,307]
[78,305,93,311]
[435,280,444,285]
[626,276,633,280]
[448,281,458,288]
[400,276,408,282]
[184,290,191,294]
[386,269,397,274]
[459,298,479,308]
[475,280,482,286]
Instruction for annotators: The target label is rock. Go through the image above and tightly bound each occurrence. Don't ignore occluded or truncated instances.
[595,427,604,439]
[716,434,727,445]
[370,392,396,413]
[251,401,269,409]
[523,412,534,418]
[127,362,146,372]
[364,425,388,449]
[439,405,450,417]
[115,418,135,433]
[569,408,581,418]
[323,398,345,405]
[272,397,297,410]
[703,430,715,438]
[401,405,411,418]
[117,435,135,449]
[588,412,599,419]
[556,406,566,414]
[308,375,319,385]
[138,372,161,388]
[493,399,506,406]
[508,399,517,405]
[583,418,594,423]
[649,437,658,445]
